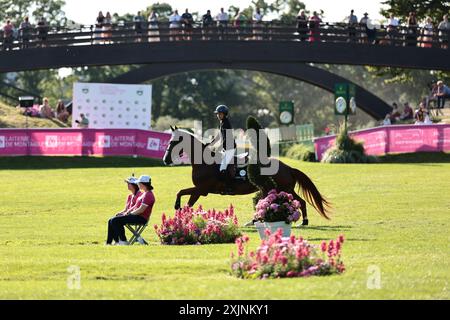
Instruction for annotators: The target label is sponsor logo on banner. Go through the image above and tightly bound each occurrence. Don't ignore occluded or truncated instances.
[45,135,58,148]
[147,137,160,151]
[137,90,143,96]
[97,135,111,148]
[82,88,89,94]
[0,136,5,148]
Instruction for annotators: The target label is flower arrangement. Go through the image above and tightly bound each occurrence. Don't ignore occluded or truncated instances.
[231,229,345,279]
[154,205,241,245]
[254,189,301,223]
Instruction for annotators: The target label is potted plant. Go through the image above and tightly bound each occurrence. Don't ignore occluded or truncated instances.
[253,189,301,239]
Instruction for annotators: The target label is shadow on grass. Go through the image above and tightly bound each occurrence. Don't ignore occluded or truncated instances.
[241,225,353,233]
[0,156,165,170]
[379,152,450,163]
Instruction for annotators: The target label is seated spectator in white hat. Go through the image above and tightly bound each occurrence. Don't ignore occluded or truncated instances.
[106,176,142,245]
[107,175,155,245]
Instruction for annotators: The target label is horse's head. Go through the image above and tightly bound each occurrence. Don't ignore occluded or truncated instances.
[163,125,191,165]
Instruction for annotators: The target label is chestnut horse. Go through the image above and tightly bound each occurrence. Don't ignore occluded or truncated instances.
[163,127,330,225]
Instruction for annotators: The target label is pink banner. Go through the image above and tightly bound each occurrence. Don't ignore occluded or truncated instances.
[0,128,171,159]
[314,124,450,161]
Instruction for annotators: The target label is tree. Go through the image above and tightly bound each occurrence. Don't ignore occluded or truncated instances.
[380,0,449,23]
[0,0,66,25]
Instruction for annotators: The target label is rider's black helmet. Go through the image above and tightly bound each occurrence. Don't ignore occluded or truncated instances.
[214,105,229,115]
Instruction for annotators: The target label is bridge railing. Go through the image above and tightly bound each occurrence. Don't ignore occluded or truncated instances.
[0,21,448,51]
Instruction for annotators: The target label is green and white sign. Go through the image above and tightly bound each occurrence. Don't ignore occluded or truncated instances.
[334,83,356,116]
[279,101,294,125]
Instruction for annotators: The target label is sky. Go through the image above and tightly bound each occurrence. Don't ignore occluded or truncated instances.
[63,0,387,25]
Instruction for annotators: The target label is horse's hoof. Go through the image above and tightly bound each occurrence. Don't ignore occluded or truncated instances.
[174,202,180,210]
[302,219,309,226]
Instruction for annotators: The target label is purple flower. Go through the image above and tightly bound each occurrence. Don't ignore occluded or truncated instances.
[270,203,279,211]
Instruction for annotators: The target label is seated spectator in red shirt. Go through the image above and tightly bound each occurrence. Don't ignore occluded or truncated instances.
[106,176,142,245]
[399,102,414,120]
[107,175,155,245]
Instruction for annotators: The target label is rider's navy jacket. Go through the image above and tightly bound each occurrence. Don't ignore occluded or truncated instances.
[219,117,236,150]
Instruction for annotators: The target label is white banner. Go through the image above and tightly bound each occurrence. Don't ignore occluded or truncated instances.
[72,82,152,130]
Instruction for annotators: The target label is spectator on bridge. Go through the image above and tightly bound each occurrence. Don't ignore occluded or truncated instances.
[385,13,399,45]
[296,9,308,41]
[399,102,414,120]
[406,11,418,47]
[94,11,105,44]
[181,9,194,41]
[169,10,181,41]
[234,10,247,40]
[308,11,322,42]
[437,14,449,49]
[148,11,159,42]
[133,11,145,42]
[56,100,69,123]
[435,80,450,109]
[19,17,32,49]
[2,20,14,50]
[102,12,112,43]
[347,9,358,42]
[39,97,54,119]
[420,16,434,48]
[253,8,263,40]
[37,17,48,46]
[202,10,213,40]
[216,8,229,40]
[359,13,369,43]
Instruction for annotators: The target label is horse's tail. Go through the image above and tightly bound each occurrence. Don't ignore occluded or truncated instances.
[291,168,331,220]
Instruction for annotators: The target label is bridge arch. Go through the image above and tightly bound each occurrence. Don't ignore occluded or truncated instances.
[111,62,392,120]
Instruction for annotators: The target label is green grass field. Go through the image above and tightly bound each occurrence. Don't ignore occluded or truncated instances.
[0,155,449,299]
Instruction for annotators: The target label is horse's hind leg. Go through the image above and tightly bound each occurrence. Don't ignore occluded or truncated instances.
[291,190,308,226]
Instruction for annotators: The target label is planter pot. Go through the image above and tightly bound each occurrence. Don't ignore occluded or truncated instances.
[254,221,292,240]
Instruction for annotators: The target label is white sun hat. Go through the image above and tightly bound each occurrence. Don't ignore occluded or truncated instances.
[136,175,151,183]
[124,176,138,184]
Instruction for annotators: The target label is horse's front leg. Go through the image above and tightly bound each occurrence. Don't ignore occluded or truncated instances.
[174,187,200,210]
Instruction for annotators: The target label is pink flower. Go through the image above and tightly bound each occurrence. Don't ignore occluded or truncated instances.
[321,241,327,252]
[338,235,345,244]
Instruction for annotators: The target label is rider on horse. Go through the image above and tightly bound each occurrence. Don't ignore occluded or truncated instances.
[209,105,236,190]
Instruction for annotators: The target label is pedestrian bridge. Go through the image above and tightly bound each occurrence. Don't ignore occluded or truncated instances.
[0,22,448,73]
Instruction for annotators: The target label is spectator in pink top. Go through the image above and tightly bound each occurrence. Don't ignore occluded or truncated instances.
[308,12,322,42]
[107,175,155,245]
[106,176,142,245]
[3,20,14,50]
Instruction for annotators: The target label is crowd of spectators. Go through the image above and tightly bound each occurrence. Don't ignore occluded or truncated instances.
[383,80,449,126]
[19,97,71,124]
[2,9,449,49]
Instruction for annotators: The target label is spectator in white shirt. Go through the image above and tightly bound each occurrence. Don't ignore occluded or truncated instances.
[253,8,263,40]
[169,10,181,41]
[216,7,229,40]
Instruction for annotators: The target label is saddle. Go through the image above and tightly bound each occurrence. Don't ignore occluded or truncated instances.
[226,152,249,181]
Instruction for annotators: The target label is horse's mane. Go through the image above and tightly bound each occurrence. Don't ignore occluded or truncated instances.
[176,129,208,148]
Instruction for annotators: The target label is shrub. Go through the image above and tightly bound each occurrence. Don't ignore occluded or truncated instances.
[321,127,378,163]
[231,230,346,279]
[285,144,316,162]
[154,205,241,245]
